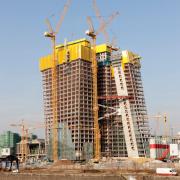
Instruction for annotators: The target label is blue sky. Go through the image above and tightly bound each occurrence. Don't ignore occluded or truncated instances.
[0,0,179,137]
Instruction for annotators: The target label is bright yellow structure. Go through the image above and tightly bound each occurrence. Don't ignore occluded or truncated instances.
[40,40,113,72]
[121,50,141,70]
[39,39,91,71]
[110,65,114,78]
[96,44,111,54]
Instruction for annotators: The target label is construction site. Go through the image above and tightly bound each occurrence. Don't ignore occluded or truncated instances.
[39,39,150,161]
[38,0,151,162]
[0,0,179,179]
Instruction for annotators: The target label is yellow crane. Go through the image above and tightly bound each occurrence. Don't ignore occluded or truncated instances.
[10,121,46,162]
[85,18,100,161]
[92,0,119,50]
[86,0,119,161]
[85,9,119,161]
[10,120,28,162]
[144,113,169,138]
[44,0,72,162]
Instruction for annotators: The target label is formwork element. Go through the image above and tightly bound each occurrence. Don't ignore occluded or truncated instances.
[40,39,94,160]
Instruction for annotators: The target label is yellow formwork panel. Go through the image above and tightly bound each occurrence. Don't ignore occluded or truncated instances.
[121,50,129,70]
[56,44,91,64]
[96,44,110,53]
[39,55,52,71]
[56,38,90,49]
[121,50,141,70]
[67,38,90,47]
[39,39,91,71]
[110,65,114,78]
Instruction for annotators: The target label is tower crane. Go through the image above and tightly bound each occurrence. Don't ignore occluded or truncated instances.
[85,9,119,161]
[86,0,119,161]
[144,113,169,138]
[44,0,72,162]
[85,16,100,161]
[10,120,28,162]
[170,123,180,137]
[10,121,46,162]
[92,0,119,50]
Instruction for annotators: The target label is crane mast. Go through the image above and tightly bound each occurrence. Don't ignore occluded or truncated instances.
[10,120,28,162]
[92,37,101,160]
[86,0,119,161]
[44,0,72,162]
[51,35,59,162]
[86,15,101,161]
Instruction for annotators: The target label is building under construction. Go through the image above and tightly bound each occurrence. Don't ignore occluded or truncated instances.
[39,38,150,160]
[16,138,46,161]
[97,47,150,157]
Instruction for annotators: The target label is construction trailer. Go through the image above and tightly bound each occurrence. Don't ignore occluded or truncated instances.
[149,136,170,160]
[39,38,150,160]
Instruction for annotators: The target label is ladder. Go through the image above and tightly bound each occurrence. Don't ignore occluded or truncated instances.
[112,59,139,157]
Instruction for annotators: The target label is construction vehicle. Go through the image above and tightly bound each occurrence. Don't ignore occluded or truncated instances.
[156,168,177,176]
[44,0,72,162]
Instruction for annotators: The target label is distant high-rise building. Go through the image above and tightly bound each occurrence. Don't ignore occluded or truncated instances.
[0,131,21,155]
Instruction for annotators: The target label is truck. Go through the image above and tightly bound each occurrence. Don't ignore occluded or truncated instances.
[156,168,177,176]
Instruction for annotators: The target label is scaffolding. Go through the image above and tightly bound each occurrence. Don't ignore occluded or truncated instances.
[97,47,150,158]
[40,39,94,160]
[97,49,128,157]
[40,40,150,160]
[122,51,150,156]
